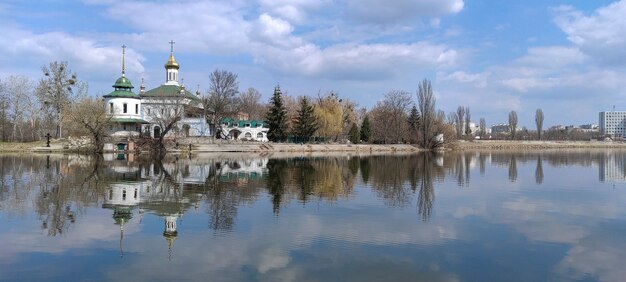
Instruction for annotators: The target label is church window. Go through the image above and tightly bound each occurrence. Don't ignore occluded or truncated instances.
[257,132,264,139]
[109,103,113,113]
[135,104,139,114]
[123,103,127,113]
[147,108,150,115]
[245,132,252,139]
[134,189,138,199]
[123,124,127,130]
[122,190,127,200]
[161,109,165,115]
[109,189,113,200]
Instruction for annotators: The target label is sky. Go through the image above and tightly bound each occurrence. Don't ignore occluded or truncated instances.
[0,0,625,128]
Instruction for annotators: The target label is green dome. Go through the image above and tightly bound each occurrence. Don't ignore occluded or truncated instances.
[113,75,134,89]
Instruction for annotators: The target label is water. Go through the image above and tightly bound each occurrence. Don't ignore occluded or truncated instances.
[1,151,625,281]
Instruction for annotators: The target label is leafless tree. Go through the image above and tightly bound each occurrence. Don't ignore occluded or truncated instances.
[455,106,465,139]
[237,87,265,120]
[417,79,440,149]
[204,69,239,137]
[464,107,472,139]
[479,117,486,139]
[369,90,412,143]
[36,61,79,139]
[145,95,186,152]
[2,75,33,141]
[535,108,544,140]
[66,96,112,152]
[508,110,518,140]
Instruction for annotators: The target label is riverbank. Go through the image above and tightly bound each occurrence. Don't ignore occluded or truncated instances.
[8,139,626,153]
[450,140,626,150]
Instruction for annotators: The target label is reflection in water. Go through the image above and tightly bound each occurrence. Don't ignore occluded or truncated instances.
[508,155,518,182]
[536,156,544,185]
[1,151,626,280]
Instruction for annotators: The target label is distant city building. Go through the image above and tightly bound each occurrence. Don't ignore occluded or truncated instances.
[599,111,626,137]
[491,124,510,134]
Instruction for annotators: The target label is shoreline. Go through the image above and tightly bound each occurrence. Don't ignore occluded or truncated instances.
[449,140,626,150]
[5,140,626,154]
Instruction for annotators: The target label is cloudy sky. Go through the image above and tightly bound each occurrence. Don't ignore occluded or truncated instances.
[0,0,624,127]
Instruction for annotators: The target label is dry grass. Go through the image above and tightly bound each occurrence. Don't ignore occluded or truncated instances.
[0,140,64,152]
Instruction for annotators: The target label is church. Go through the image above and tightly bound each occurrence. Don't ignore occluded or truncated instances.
[103,42,211,150]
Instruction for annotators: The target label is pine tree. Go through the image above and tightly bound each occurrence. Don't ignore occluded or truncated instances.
[407,105,420,143]
[348,123,360,144]
[360,115,371,143]
[408,105,420,130]
[294,96,318,142]
[266,85,288,142]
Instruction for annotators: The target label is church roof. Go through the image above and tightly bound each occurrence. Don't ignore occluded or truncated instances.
[111,117,149,124]
[104,75,140,99]
[142,84,202,102]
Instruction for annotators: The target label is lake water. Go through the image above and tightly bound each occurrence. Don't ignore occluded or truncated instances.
[1,151,625,281]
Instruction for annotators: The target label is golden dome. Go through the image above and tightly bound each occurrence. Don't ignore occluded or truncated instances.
[164,53,179,69]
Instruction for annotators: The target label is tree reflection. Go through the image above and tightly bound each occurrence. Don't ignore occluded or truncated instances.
[535,156,544,184]
[417,153,435,221]
[508,155,518,182]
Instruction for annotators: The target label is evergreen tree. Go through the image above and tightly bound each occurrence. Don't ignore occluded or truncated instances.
[266,85,288,142]
[360,115,371,143]
[408,105,420,130]
[293,96,318,141]
[348,123,360,144]
[407,105,420,143]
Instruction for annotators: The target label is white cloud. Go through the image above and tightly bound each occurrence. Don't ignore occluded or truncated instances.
[516,46,586,68]
[0,25,145,80]
[554,1,626,65]
[439,71,489,87]
[346,0,464,24]
[257,0,329,23]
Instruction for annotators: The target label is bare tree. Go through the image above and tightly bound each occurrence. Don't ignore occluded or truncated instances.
[479,117,486,139]
[464,106,472,139]
[66,96,112,152]
[36,61,79,139]
[535,108,544,140]
[369,91,411,143]
[508,110,518,140]
[417,79,440,149]
[455,106,465,139]
[204,69,239,138]
[237,87,265,120]
[2,75,33,141]
[145,94,186,152]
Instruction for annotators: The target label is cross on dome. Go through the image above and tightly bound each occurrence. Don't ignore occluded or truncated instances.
[121,44,126,75]
[169,40,175,53]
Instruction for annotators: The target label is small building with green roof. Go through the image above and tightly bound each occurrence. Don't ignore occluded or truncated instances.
[103,45,148,151]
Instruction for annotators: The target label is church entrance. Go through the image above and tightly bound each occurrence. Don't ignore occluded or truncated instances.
[229,129,241,140]
[154,126,161,138]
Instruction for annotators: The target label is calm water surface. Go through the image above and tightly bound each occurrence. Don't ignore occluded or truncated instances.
[1,151,625,281]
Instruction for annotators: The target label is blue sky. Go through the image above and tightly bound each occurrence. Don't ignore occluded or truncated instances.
[0,0,625,127]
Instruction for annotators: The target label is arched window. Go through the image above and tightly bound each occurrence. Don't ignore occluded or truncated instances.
[257,132,264,139]
[244,132,252,139]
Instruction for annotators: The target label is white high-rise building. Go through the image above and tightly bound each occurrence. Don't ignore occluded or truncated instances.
[599,111,626,137]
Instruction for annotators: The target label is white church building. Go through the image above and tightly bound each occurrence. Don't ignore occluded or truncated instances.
[104,42,211,150]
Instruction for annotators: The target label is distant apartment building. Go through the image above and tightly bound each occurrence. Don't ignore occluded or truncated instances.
[599,111,626,137]
[491,124,511,134]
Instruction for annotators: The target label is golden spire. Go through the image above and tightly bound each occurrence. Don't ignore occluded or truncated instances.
[164,40,179,69]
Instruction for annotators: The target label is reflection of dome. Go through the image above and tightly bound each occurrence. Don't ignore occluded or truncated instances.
[113,206,133,225]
